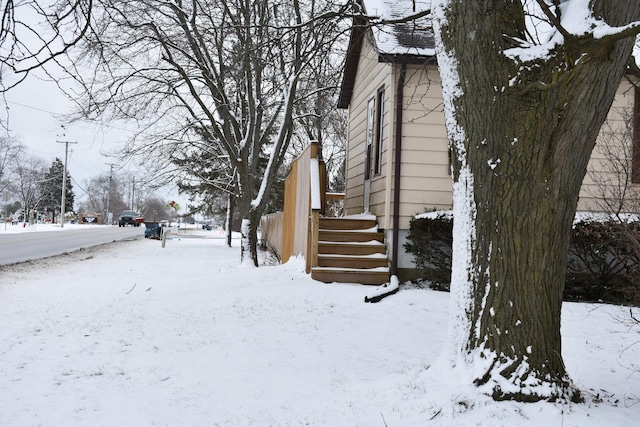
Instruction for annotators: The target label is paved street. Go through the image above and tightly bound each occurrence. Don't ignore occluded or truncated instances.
[0,226,143,265]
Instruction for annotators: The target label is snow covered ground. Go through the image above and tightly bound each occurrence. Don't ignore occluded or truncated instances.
[0,226,639,426]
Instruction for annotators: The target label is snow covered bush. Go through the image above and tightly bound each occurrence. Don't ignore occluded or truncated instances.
[405,214,640,305]
[566,220,640,305]
[404,212,452,291]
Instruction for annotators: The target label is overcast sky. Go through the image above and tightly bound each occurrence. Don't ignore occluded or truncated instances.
[2,73,186,211]
[4,76,118,190]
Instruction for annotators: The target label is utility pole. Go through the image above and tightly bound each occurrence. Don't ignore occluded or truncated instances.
[3,191,7,231]
[57,140,77,228]
[106,163,117,225]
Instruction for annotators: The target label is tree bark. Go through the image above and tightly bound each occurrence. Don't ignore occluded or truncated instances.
[226,193,234,248]
[433,0,640,402]
[240,209,261,267]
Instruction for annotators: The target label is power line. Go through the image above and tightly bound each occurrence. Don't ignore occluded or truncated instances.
[6,100,133,133]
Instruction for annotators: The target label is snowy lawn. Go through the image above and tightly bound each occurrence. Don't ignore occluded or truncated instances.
[0,233,639,426]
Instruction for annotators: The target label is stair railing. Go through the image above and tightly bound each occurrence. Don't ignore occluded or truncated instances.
[325,192,345,217]
[307,142,323,274]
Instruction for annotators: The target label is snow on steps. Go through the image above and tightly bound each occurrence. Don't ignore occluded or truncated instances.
[311,216,390,286]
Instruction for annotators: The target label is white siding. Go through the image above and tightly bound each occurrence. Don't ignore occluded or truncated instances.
[344,47,451,231]
[345,35,638,245]
[579,78,638,212]
[344,36,393,219]
[395,66,451,229]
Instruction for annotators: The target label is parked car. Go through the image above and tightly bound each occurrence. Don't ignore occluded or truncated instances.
[144,222,163,239]
[118,210,144,227]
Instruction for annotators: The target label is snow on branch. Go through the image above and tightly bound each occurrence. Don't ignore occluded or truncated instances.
[533,0,571,40]
[361,0,431,28]
[368,9,431,27]
[506,0,640,62]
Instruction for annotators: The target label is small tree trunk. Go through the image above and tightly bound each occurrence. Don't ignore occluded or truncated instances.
[433,1,640,402]
[240,218,252,265]
[226,193,234,248]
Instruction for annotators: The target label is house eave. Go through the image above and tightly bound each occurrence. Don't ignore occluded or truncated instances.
[337,20,367,110]
[338,51,437,110]
[377,53,437,65]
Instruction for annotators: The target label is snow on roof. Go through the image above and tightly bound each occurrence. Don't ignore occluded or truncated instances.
[362,0,435,57]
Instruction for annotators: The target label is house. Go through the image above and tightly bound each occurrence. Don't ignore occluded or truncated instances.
[337,0,639,281]
[260,1,638,285]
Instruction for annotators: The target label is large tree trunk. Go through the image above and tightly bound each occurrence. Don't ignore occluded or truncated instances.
[432,1,640,402]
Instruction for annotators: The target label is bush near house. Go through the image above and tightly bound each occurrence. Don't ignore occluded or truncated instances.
[567,220,640,305]
[405,214,640,305]
[404,212,453,291]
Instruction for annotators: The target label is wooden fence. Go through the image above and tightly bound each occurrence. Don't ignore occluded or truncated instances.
[259,142,323,266]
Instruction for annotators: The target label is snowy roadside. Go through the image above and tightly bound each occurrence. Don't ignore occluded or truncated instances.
[0,222,106,233]
[0,222,210,234]
[0,236,638,426]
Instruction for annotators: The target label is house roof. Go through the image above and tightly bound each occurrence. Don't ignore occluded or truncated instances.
[366,0,434,56]
[337,0,435,109]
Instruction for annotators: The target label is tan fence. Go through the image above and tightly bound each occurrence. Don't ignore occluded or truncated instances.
[260,212,283,256]
[259,141,327,268]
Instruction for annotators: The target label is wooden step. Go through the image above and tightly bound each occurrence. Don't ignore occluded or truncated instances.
[319,217,377,231]
[319,229,384,243]
[311,266,390,285]
[312,215,389,286]
[317,254,388,269]
[318,241,386,256]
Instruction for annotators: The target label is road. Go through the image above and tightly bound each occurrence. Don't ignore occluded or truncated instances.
[0,226,144,266]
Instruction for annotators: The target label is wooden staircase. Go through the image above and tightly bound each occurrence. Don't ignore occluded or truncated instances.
[311,216,390,285]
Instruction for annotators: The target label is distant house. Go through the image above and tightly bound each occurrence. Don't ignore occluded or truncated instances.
[338,0,638,280]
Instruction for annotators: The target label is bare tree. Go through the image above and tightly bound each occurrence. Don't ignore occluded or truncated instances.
[143,196,174,222]
[431,0,640,402]
[289,28,348,182]
[0,0,92,90]
[11,150,46,222]
[0,135,21,194]
[60,0,348,266]
[77,170,126,220]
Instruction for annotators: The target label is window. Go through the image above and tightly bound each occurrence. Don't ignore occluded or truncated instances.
[365,98,375,181]
[374,89,385,175]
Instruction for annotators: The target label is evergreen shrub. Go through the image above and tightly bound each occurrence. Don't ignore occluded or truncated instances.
[567,220,640,304]
[405,213,640,305]
[404,212,453,291]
